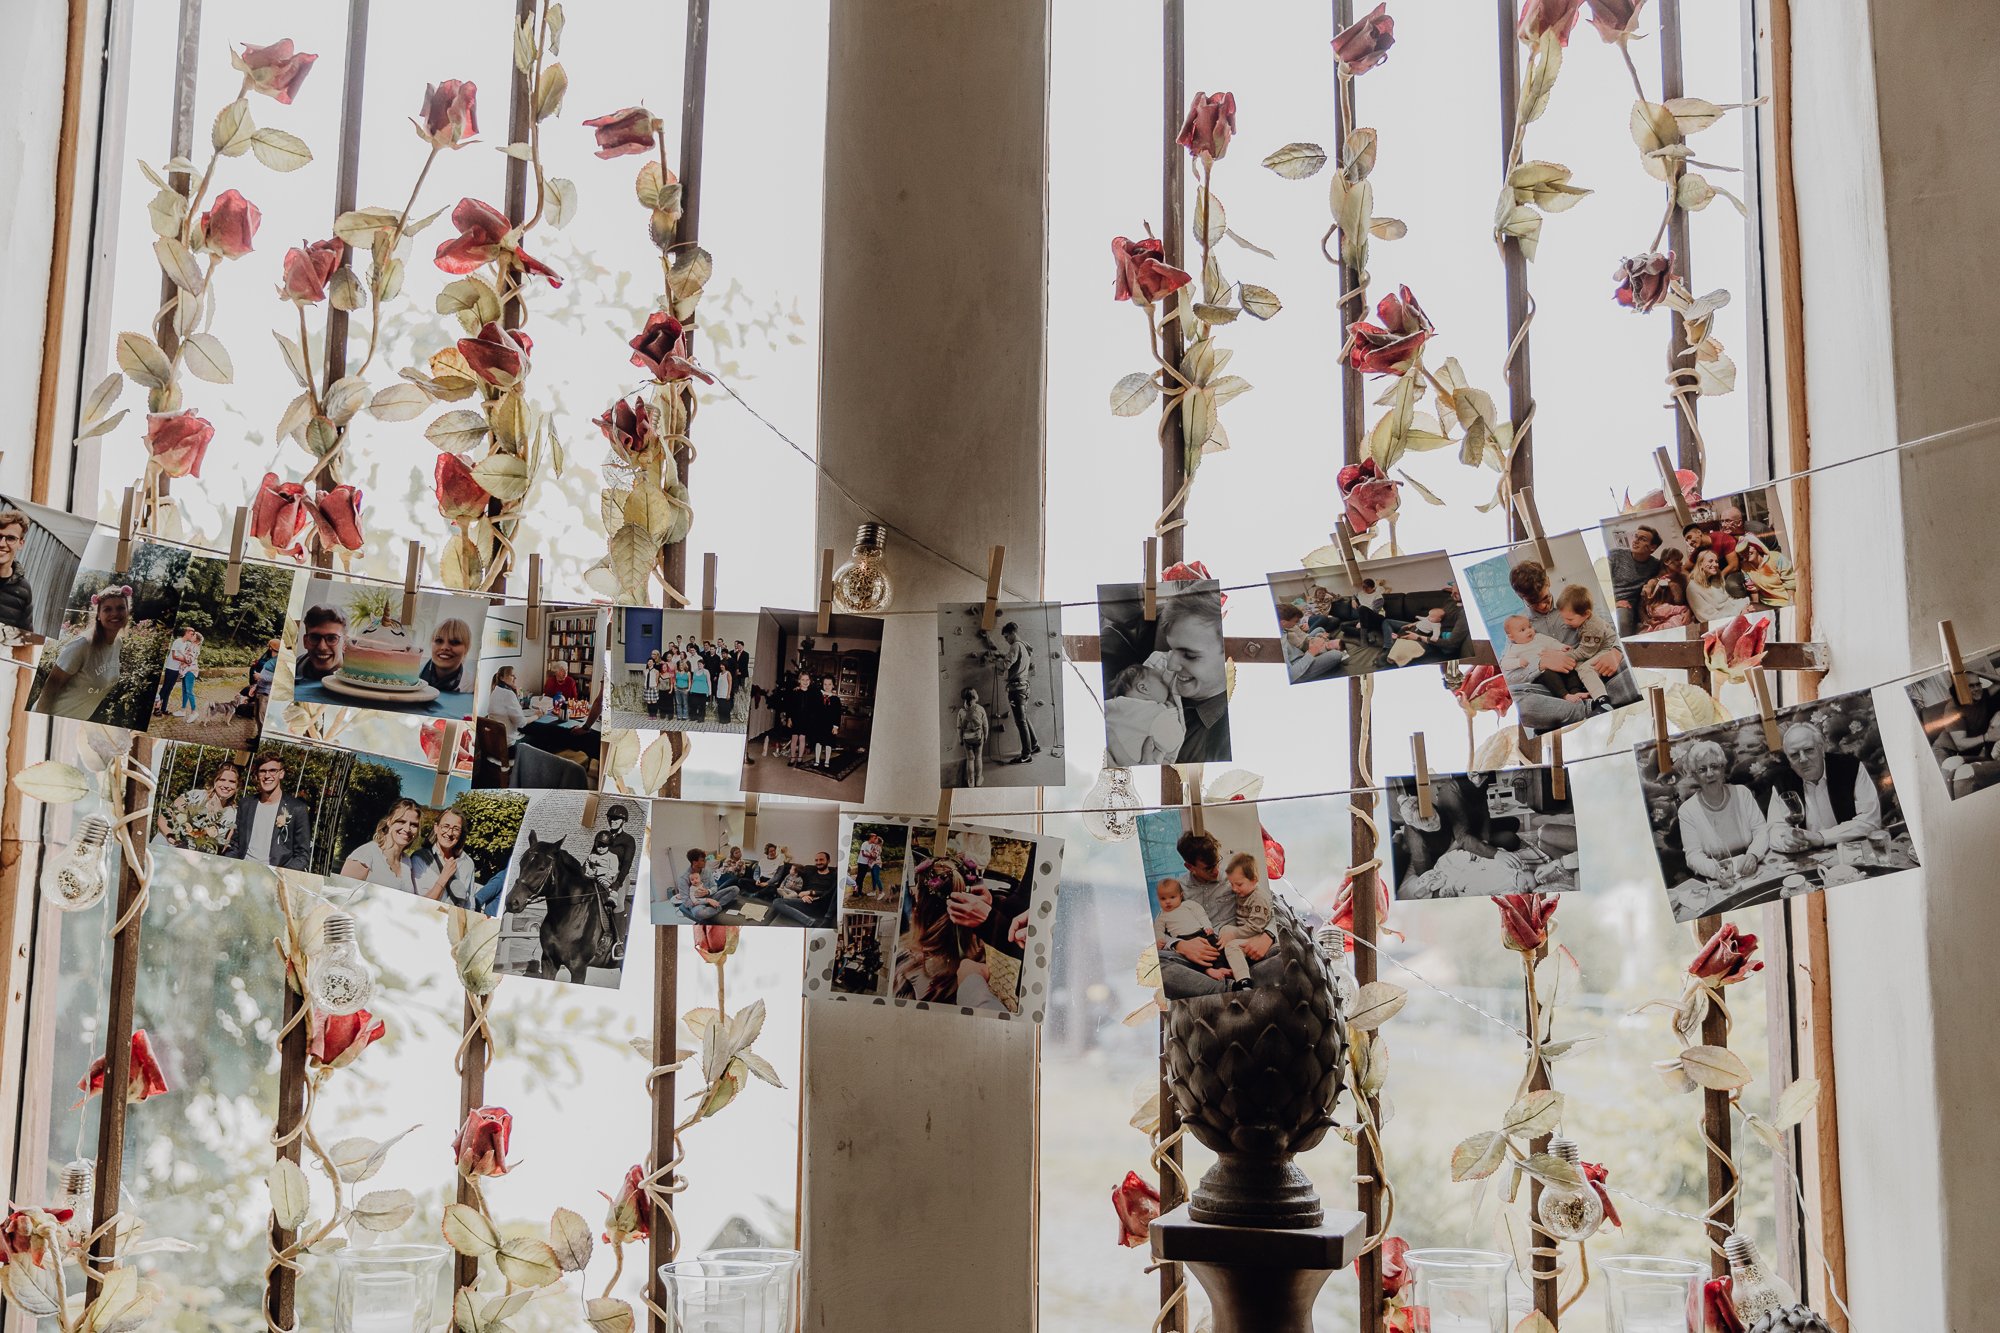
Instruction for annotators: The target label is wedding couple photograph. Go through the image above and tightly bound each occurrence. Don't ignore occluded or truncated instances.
[150,739,349,879]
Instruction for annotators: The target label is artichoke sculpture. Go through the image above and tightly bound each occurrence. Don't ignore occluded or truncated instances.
[1748,1306,1835,1333]
[1162,899,1346,1228]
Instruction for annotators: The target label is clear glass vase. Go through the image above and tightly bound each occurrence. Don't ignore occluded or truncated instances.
[1600,1254,1705,1333]
[332,1243,450,1333]
[657,1259,781,1332]
[1404,1249,1513,1333]
[698,1247,801,1331]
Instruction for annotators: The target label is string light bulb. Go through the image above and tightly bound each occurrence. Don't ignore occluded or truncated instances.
[1533,1137,1606,1241]
[1081,760,1143,842]
[831,523,895,614]
[307,912,373,1016]
[40,816,112,912]
[1313,925,1361,1010]
[1724,1233,1796,1322]
[54,1159,93,1247]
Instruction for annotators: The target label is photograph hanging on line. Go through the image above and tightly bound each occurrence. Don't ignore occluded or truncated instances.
[1462,531,1642,740]
[144,554,294,752]
[28,536,188,731]
[472,602,606,790]
[1906,644,2000,800]
[493,790,643,987]
[1385,768,1580,900]
[1265,551,1472,685]
[1632,687,1920,922]
[647,799,840,928]
[936,601,1065,790]
[738,608,883,802]
[285,574,487,721]
[1096,576,1231,766]
[150,738,351,879]
[1139,801,1277,1000]
[602,608,755,735]
[826,911,897,999]
[0,492,97,646]
[841,818,909,914]
[328,753,484,909]
[1599,483,1794,635]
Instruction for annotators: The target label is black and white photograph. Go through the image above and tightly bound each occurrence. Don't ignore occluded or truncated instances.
[827,912,895,999]
[1600,483,1794,634]
[603,608,754,734]
[1096,576,1231,766]
[494,791,644,987]
[739,608,882,802]
[937,601,1065,788]
[29,536,188,730]
[472,602,606,789]
[1463,532,1643,740]
[1266,552,1472,685]
[1907,645,2000,799]
[647,800,841,928]
[0,492,96,645]
[147,738,352,879]
[144,555,294,751]
[1138,801,1276,1000]
[330,753,481,908]
[1386,769,1580,900]
[1633,688,1920,922]
[285,575,487,721]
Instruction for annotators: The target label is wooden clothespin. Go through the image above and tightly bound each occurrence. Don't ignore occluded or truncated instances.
[223,506,250,596]
[1512,486,1554,571]
[1750,669,1782,750]
[980,545,1006,633]
[1142,537,1159,621]
[524,554,544,641]
[1184,764,1205,835]
[817,548,835,634]
[1941,619,1975,707]
[700,552,718,642]
[115,487,137,572]
[1651,686,1674,774]
[1549,728,1566,802]
[430,721,459,806]
[401,542,422,626]
[935,787,954,831]
[1410,734,1434,819]
[581,788,601,829]
[741,793,759,850]
[1334,518,1364,586]
[1653,446,1694,527]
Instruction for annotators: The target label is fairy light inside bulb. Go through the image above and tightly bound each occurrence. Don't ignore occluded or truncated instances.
[41,815,113,913]
[55,1159,94,1242]
[1081,761,1143,842]
[830,522,894,613]
[1532,1137,1605,1241]
[1313,925,1361,1010]
[307,911,374,1016]
[1724,1232,1795,1321]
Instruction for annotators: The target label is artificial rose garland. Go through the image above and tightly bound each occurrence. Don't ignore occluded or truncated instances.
[1333,4,1396,77]
[1111,1170,1160,1247]
[74,1029,170,1107]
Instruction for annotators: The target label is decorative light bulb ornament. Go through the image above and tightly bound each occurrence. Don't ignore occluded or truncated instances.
[307,912,374,1016]
[40,816,113,912]
[1313,925,1361,1010]
[830,522,895,613]
[55,1159,94,1245]
[1724,1233,1796,1322]
[1533,1137,1607,1241]
[1080,759,1143,842]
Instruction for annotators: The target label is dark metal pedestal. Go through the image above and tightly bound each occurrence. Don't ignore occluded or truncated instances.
[1149,1205,1368,1333]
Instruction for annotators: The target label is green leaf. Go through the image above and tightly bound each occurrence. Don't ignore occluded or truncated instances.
[266,1157,311,1231]
[14,761,95,805]
[211,97,255,156]
[249,127,313,172]
[495,1236,562,1288]
[115,331,172,391]
[635,160,666,208]
[442,1202,500,1258]
[350,1187,417,1232]
[452,1288,512,1333]
[1521,29,1564,125]
[1663,96,1732,135]
[323,374,371,425]
[738,1049,786,1088]
[426,410,491,452]
[534,63,569,121]
[1346,980,1407,1032]
[608,523,657,602]
[471,452,532,503]
[329,267,367,311]
[1500,1088,1564,1139]
[181,332,233,384]
[1450,1130,1508,1182]
[1261,141,1327,179]
[1679,1044,1752,1091]
[548,1206,593,1272]
[437,277,502,325]
[1194,188,1226,247]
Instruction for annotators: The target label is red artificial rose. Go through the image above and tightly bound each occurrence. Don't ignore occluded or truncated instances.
[1517,0,1587,45]
[76,1029,169,1108]
[583,107,659,159]
[1625,466,1703,514]
[1112,1170,1161,1247]
[458,321,531,388]
[594,397,659,464]
[308,1008,385,1070]
[144,409,214,480]
[600,1163,654,1244]
[435,453,492,521]
[1703,613,1769,678]
[434,197,563,287]
[313,484,365,552]
[1580,1160,1622,1227]
[627,311,712,383]
[1334,3,1397,76]
[1378,1235,1413,1299]
[1346,286,1433,375]
[234,38,317,104]
[1703,1277,1746,1333]
[694,925,737,963]
[280,238,343,304]
[1614,251,1675,313]
[200,188,262,259]
[1492,892,1557,953]
[1453,664,1513,717]
[417,79,478,149]
[1338,459,1402,534]
[1585,0,1646,41]
[1688,922,1763,986]
[1,1207,72,1269]
[1175,91,1237,161]
[1111,235,1192,306]
[453,1106,512,1178]
[251,472,313,554]
[1324,871,1400,946]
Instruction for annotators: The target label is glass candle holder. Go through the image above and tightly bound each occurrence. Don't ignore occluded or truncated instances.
[332,1243,450,1333]
[1600,1254,1705,1333]
[698,1247,801,1331]
[1404,1248,1513,1333]
[657,1259,780,1333]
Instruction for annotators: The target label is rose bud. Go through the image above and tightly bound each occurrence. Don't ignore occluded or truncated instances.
[74,1029,170,1108]
[435,452,492,521]
[1,1207,73,1269]
[1454,664,1513,717]
[694,925,738,963]
[144,408,215,479]
[1688,922,1764,986]
[232,38,318,104]
[1702,613,1769,680]
[582,107,659,159]
[1111,1170,1161,1247]
[1110,235,1192,306]
[1614,251,1675,313]
[595,396,659,464]
[199,188,262,259]
[416,79,478,149]
[1492,892,1557,952]
[1702,1277,1746,1333]
[627,311,712,383]
[312,484,366,552]
[280,238,344,304]
[600,1163,654,1245]
[1338,459,1402,534]
[452,1106,512,1178]
[251,472,314,554]
[1334,3,1397,77]
[1517,0,1587,45]
[1585,0,1646,42]
[308,1008,385,1070]
[434,197,563,287]
[1346,285,1433,375]
[1175,91,1237,161]
[457,321,531,388]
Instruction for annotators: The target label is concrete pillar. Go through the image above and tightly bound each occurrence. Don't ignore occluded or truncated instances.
[1789,0,2000,1325]
[801,3,1048,1331]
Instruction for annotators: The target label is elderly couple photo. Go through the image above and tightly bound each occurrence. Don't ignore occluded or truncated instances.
[1266,552,1472,685]
[1097,576,1232,766]
[1139,803,1278,999]
[1466,535,1641,739]
[1634,690,1920,921]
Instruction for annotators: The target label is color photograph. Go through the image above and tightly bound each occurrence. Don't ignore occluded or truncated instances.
[889,822,1058,1020]
[145,555,293,751]
[937,601,1065,789]
[841,818,909,914]
[604,608,755,734]
[330,753,481,908]
[1599,484,1794,634]
[1906,645,2000,799]
[1138,801,1276,1000]
[472,602,605,789]
[1096,576,1231,766]
[827,912,896,999]
[647,800,840,928]
[28,536,188,730]
[150,738,354,879]
[287,575,486,720]
[1266,551,1471,684]
[494,791,643,987]
[1386,768,1580,900]
[0,492,96,645]
[739,608,883,802]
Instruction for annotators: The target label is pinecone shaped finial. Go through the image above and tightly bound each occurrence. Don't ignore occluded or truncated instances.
[1747,1305,1835,1333]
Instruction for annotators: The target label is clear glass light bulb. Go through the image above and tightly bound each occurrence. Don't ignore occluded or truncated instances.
[1724,1233,1795,1322]
[54,1159,93,1246]
[1314,925,1361,1010]
[307,912,374,1016]
[1534,1137,1606,1241]
[1081,759,1143,842]
[41,816,112,913]
[831,522,894,614]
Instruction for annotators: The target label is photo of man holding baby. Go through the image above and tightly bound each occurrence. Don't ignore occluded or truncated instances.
[1095,575,1232,766]
[1464,533,1642,739]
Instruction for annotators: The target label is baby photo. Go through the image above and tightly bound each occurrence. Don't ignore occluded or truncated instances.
[494,791,643,988]
[1463,532,1642,740]
[739,608,884,803]
[331,753,482,909]
[285,575,487,720]
[0,492,96,646]
[1096,577,1231,766]
[472,602,606,790]
[1138,801,1275,1001]
[1386,768,1580,900]
[648,799,841,929]
[144,555,295,752]
[1599,484,1794,634]
[936,600,1066,790]
[841,819,910,914]
[28,535,188,731]
[1266,551,1471,685]
[603,608,756,735]
[1906,645,2000,800]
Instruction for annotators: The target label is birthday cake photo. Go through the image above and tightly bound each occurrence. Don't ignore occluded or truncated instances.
[337,620,425,691]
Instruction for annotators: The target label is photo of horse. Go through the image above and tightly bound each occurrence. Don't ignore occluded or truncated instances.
[493,791,644,988]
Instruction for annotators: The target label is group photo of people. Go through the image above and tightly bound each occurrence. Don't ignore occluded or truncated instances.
[740,609,882,802]
[648,801,840,929]
[1600,483,1795,634]
[1387,769,1580,899]
[472,604,605,790]
[284,575,487,720]
[1139,802,1277,1000]
[151,739,350,879]
[494,791,642,988]
[1906,645,2000,800]
[144,555,292,751]
[1465,533,1642,739]
[0,492,93,645]
[604,608,754,735]
[936,600,1065,790]
[331,754,481,907]
[1266,552,1471,685]
[1634,690,1920,921]
[30,538,189,731]
[888,824,1050,1018]
[1096,576,1232,766]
